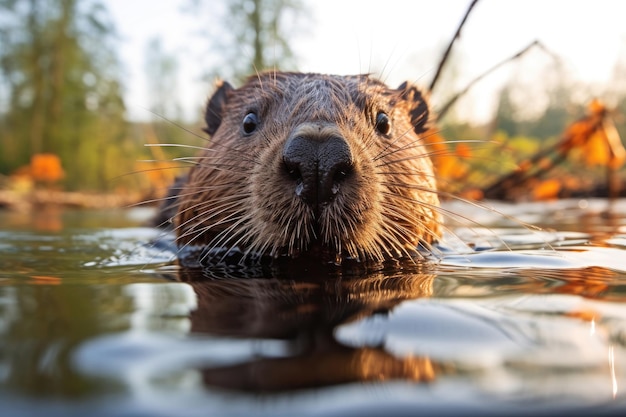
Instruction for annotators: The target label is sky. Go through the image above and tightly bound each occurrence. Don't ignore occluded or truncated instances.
[105,0,626,123]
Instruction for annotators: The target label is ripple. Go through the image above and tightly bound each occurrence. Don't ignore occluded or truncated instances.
[440,250,588,270]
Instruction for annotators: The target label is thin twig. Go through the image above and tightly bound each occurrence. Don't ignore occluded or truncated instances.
[429,0,480,93]
[437,40,552,120]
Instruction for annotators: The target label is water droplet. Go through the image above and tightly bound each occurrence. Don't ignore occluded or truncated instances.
[295,182,304,197]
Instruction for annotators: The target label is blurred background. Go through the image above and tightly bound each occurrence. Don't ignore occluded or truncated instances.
[1,0,625,203]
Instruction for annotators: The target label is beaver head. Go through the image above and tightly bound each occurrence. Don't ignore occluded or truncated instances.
[175,72,440,265]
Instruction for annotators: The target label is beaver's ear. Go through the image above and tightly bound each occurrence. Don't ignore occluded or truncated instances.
[397,81,430,134]
[204,80,234,136]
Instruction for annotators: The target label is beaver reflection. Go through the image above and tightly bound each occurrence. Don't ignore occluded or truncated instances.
[178,267,439,392]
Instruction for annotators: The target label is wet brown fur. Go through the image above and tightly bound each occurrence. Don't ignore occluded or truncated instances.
[175,72,441,264]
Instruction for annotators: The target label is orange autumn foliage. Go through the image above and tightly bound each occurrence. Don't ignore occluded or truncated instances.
[532,179,561,200]
[459,188,484,201]
[30,153,65,183]
[455,143,472,159]
[482,98,625,201]
[425,129,470,181]
[561,99,625,169]
[584,130,611,166]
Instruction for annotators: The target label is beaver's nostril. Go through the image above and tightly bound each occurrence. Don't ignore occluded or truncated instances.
[282,133,352,207]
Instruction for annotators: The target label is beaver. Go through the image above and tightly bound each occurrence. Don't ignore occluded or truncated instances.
[171,72,441,266]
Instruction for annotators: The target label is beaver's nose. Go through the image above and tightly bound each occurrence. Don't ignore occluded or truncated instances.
[282,132,353,209]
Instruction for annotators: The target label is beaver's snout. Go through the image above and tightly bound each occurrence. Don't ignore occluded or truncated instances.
[282,124,353,211]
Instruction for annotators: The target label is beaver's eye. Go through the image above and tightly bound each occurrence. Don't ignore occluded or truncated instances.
[375,112,391,135]
[242,112,259,134]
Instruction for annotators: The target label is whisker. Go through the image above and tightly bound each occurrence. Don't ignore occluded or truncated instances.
[145,143,213,152]
[174,198,247,241]
[144,110,208,142]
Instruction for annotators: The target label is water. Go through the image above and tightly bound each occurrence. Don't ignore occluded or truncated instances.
[1,199,626,416]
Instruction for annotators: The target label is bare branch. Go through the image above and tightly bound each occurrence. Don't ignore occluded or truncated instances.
[437,40,557,120]
[429,0,480,93]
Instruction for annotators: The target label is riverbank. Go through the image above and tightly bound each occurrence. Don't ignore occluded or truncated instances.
[0,189,149,211]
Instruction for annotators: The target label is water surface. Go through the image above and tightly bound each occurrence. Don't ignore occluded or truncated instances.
[1,199,626,416]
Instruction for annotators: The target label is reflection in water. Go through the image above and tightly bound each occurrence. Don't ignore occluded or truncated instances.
[178,266,440,391]
[1,201,626,415]
[0,204,64,232]
[0,284,134,397]
[610,345,618,399]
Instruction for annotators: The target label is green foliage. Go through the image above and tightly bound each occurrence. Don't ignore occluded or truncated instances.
[460,129,543,191]
[491,70,586,141]
[0,0,304,193]
[0,0,131,190]
[483,130,542,173]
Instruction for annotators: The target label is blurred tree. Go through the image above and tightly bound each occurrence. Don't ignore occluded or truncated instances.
[144,37,182,121]
[0,0,129,190]
[491,63,585,141]
[142,36,202,152]
[191,0,308,84]
[526,81,585,141]
[139,37,191,196]
[491,85,519,138]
